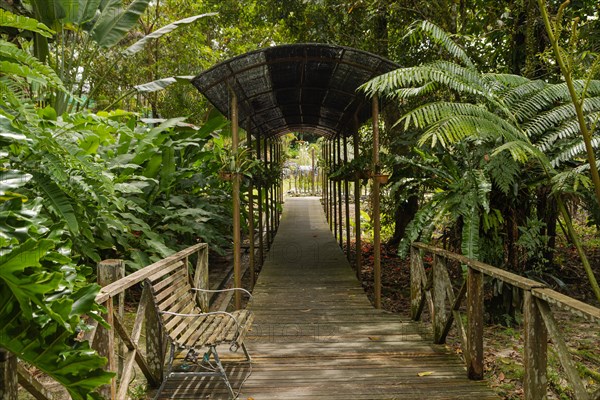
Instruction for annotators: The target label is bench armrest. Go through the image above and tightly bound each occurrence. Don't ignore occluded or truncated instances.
[191,287,253,300]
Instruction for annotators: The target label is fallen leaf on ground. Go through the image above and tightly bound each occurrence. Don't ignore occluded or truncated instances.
[368,336,380,341]
[417,371,434,377]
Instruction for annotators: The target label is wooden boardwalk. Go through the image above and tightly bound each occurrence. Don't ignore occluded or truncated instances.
[156,197,497,399]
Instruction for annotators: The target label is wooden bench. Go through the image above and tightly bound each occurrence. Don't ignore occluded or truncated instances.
[146,260,254,399]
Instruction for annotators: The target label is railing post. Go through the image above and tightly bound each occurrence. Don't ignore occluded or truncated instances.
[193,246,209,311]
[145,288,164,386]
[466,265,484,380]
[523,290,547,400]
[410,245,423,320]
[432,254,447,343]
[0,348,17,400]
[95,259,124,399]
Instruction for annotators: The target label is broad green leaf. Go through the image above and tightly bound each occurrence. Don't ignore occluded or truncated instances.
[29,0,66,26]
[0,9,54,37]
[134,75,194,93]
[124,13,216,55]
[0,170,32,192]
[32,173,80,234]
[90,0,151,48]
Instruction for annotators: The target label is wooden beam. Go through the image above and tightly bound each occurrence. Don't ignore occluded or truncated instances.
[95,259,122,399]
[466,266,484,380]
[0,349,17,400]
[372,95,381,309]
[17,363,55,400]
[523,291,548,400]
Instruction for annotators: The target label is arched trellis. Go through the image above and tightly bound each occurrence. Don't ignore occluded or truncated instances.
[192,43,399,309]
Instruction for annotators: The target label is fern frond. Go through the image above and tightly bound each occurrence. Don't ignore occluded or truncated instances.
[461,207,480,260]
[551,136,600,168]
[0,9,54,37]
[405,20,475,69]
[492,140,548,164]
[514,82,571,121]
[500,79,546,109]
[0,41,66,92]
[398,200,439,258]
[361,66,430,97]
[32,172,80,234]
[485,152,520,195]
[402,101,521,139]
[484,73,532,89]
[428,60,494,100]
[525,96,600,138]
[391,81,439,99]
[514,81,592,122]
[363,61,491,101]
[418,114,524,148]
[551,169,593,195]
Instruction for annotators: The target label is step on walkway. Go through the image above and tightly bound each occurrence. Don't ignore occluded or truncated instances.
[156,197,498,399]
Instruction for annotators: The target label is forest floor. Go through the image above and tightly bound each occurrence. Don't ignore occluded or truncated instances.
[345,240,600,400]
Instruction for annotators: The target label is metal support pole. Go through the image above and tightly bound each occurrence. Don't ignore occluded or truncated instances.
[332,138,337,237]
[311,147,316,195]
[256,136,264,265]
[270,140,275,237]
[353,128,362,280]
[323,144,328,218]
[344,134,350,260]
[248,133,255,287]
[372,95,381,309]
[231,93,242,310]
[264,137,270,247]
[337,134,343,247]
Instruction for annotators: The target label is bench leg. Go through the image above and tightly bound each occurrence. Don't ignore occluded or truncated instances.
[212,346,236,398]
[153,343,176,400]
[241,343,251,362]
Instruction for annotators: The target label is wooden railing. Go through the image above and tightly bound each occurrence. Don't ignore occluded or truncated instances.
[14,243,209,400]
[411,242,600,400]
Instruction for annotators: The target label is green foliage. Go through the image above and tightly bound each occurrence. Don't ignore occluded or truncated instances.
[364,20,600,272]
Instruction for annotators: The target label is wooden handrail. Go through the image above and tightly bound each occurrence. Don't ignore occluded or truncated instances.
[95,243,207,303]
[411,242,600,400]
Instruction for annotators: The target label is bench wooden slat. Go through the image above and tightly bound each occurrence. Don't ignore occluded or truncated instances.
[148,261,184,282]
[155,278,188,302]
[153,269,188,293]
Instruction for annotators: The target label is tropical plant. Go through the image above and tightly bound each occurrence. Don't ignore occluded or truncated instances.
[361,20,600,302]
[0,13,113,397]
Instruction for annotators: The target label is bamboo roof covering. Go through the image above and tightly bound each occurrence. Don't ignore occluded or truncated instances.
[191,43,399,138]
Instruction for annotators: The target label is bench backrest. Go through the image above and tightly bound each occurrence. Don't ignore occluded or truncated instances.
[146,260,201,342]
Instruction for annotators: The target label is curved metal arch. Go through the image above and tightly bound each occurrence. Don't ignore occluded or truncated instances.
[192,43,399,138]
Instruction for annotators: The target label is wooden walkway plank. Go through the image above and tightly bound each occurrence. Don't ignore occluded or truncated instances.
[156,197,497,399]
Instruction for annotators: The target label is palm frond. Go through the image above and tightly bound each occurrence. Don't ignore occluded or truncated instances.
[405,20,475,69]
